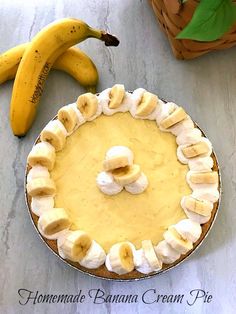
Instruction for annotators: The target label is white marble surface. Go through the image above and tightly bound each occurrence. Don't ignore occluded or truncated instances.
[0,0,236,313]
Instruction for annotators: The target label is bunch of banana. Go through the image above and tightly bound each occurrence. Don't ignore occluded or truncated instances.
[3,18,119,136]
[0,43,98,92]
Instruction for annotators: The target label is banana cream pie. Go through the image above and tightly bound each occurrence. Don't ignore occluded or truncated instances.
[26,84,220,277]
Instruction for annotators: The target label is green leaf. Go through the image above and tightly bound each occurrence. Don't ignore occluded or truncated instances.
[176,0,236,41]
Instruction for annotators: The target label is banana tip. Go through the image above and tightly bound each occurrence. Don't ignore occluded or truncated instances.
[15,134,26,139]
[101,33,120,47]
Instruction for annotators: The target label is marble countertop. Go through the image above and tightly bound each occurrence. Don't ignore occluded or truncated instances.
[0,0,236,313]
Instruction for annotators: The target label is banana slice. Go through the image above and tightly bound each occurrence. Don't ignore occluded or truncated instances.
[176,145,190,164]
[188,171,218,184]
[104,155,130,171]
[160,107,187,129]
[188,156,214,171]
[38,208,71,236]
[176,128,202,145]
[112,164,141,186]
[76,92,98,119]
[26,177,56,197]
[31,195,54,217]
[183,196,213,216]
[100,88,131,115]
[142,240,162,270]
[163,226,193,254]
[79,240,106,269]
[186,170,219,190]
[27,165,50,182]
[129,88,145,116]
[136,91,158,117]
[177,138,212,164]
[174,219,202,243]
[96,171,123,195]
[181,197,211,224]
[125,172,148,194]
[108,84,125,109]
[155,240,181,264]
[191,189,220,203]
[68,103,86,126]
[108,242,135,275]
[27,142,56,170]
[40,120,67,152]
[58,105,78,133]
[103,146,134,171]
[40,227,69,241]
[57,230,92,262]
[182,138,212,159]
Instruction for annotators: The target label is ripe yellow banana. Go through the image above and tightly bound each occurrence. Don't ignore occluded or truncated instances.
[0,43,98,91]
[10,18,119,136]
[0,43,26,83]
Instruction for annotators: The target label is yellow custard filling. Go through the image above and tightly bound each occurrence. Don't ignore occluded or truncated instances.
[51,112,190,252]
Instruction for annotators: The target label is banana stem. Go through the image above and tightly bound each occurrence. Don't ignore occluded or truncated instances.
[88,27,120,47]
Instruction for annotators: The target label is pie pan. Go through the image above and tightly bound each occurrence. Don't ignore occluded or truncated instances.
[25,97,221,281]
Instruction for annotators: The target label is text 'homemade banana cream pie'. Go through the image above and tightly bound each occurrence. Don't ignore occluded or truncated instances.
[26,84,220,276]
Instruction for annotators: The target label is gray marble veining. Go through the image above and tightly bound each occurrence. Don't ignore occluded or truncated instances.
[0,0,236,313]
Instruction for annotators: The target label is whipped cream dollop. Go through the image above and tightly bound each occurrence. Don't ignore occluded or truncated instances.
[105,253,113,272]
[97,88,111,114]
[79,240,106,269]
[191,189,219,203]
[168,116,194,136]
[27,165,50,182]
[155,240,180,264]
[125,172,148,194]
[174,219,202,243]
[134,249,157,274]
[57,230,72,259]
[188,156,214,171]
[176,128,202,146]
[31,195,54,217]
[156,101,178,126]
[96,171,123,195]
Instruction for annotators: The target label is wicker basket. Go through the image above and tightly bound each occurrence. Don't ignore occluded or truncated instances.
[150,0,236,59]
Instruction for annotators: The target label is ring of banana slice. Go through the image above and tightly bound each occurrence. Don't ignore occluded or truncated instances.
[26,84,220,278]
